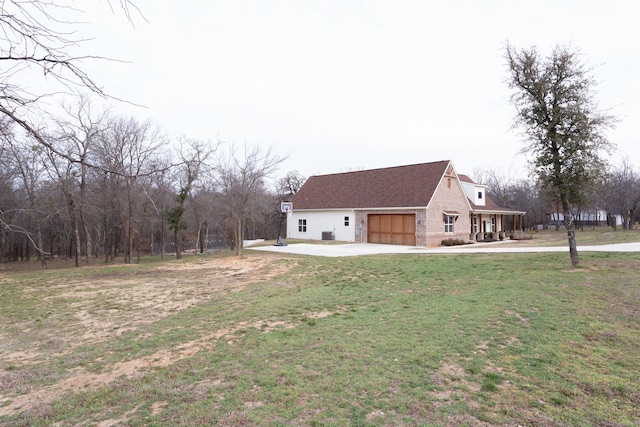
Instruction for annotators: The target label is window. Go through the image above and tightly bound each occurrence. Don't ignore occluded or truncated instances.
[477,191,483,199]
[473,215,478,233]
[491,216,496,232]
[444,215,454,233]
[298,219,307,232]
[344,216,350,226]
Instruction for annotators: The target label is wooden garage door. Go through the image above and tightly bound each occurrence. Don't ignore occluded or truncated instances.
[368,214,416,246]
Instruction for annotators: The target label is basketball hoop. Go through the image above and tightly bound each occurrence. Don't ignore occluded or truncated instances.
[281,202,293,217]
[275,202,293,247]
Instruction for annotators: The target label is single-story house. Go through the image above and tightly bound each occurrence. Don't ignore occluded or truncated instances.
[287,160,526,247]
[547,209,622,227]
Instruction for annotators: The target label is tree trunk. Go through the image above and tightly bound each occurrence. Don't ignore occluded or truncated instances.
[137,222,141,263]
[125,197,134,264]
[127,220,134,264]
[73,220,81,267]
[37,225,47,269]
[196,223,202,254]
[104,217,112,263]
[79,165,92,265]
[161,215,165,260]
[203,222,209,255]
[80,211,92,265]
[174,229,182,259]
[562,206,580,267]
[622,214,629,230]
[68,200,81,268]
[235,219,243,256]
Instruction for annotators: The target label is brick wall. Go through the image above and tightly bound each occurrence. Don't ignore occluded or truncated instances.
[425,176,471,246]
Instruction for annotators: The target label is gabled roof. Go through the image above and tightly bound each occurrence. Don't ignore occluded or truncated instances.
[292,160,451,210]
[458,174,525,214]
[457,174,482,185]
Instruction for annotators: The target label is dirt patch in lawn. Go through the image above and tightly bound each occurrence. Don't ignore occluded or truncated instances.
[0,254,298,417]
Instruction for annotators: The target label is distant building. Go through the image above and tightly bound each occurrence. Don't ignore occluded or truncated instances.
[547,210,622,228]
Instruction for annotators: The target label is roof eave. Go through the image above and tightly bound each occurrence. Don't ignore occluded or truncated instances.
[471,208,526,215]
[293,206,429,212]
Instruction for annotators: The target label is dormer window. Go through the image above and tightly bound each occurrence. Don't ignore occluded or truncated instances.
[474,188,486,207]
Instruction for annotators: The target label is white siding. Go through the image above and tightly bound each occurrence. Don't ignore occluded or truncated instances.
[476,213,499,232]
[550,209,620,225]
[288,210,357,242]
[460,180,486,206]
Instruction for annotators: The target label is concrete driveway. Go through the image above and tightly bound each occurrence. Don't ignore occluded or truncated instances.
[247,240,640,258]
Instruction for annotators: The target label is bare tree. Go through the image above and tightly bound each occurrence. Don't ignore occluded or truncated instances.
[510,178,549,229]
[0,1,145,266]
[505,43,616,267]
[0,119,51,265]
[54,96,110,264]
[604,159,640,230]
[145,163,174,259]
[2,135,50,266]
[165,138,216,259]
[214,143,286,256]
[95,116,165,263]
[189,185,216,255]
[0,1,142,163]
[277,170,306,200]
[41,135,84,267]
[471,168,518,208]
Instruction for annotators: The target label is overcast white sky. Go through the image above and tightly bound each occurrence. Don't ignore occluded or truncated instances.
[77,0,639,182]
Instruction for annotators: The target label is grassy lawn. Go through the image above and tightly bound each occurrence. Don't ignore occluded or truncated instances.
[1,230,639,426]
[505,227,640,247]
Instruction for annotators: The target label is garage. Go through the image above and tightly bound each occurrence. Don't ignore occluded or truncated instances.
[367,214,416,246]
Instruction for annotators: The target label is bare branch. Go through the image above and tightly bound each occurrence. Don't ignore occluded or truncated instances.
[1,1,145,161]
[0,210,51,257]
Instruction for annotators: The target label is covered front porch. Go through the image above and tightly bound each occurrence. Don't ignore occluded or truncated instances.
[469,210,526,242]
